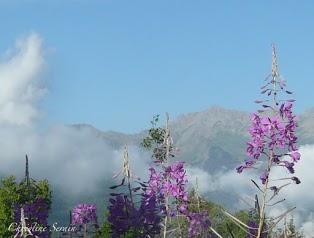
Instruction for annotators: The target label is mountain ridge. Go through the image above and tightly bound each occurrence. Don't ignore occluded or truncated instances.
[71,105,314,173]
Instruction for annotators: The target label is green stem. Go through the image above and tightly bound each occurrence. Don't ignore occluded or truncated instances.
[84,223,87,238]
[124,144,138,238]
[163,113,171,238]
[256,153,272,238]
[257,47,278,237]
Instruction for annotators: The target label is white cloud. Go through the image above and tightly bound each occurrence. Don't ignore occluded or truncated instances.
[300,215,314,237]
[0,125,151,196]
[185,167,218,193]
[0,33,48,126]
[187,144,314,233]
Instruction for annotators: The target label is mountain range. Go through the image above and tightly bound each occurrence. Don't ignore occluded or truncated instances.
[73,105,314,174]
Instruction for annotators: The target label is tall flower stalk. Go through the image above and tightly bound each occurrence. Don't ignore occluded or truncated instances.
[163,112,172,238]
[142,113,189,237]
[108,144,161,237]
[236,45,301,238]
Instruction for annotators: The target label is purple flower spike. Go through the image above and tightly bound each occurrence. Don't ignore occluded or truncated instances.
[239,100,300,184]
[236,46,302,238]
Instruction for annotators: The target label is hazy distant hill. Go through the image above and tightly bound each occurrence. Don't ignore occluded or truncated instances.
[73,107,250,172]
[73,106,314,173]
[170,106,250,171]
[297,107,314,144]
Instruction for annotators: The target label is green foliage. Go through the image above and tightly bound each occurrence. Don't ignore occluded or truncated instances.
[0,176,19,237]
[17,178,52,208]
[140,115,167,162]
[0,175,52,237]
[141,115,165,148]
[93,211,112,238]
[216,209,251,237]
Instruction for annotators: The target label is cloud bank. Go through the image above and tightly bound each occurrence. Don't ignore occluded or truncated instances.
[186,145,314,236]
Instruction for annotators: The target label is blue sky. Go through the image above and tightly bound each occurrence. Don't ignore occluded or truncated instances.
[0,1,313,133]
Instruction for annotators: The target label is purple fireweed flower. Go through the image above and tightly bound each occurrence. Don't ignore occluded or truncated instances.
[260,117,284,133]
[250,113,261,122]
[236,160,256,174]
[237,50,302,238]
[236,165,245,173]
[245,160,255,167]
[146,161,189,215]
[179,204,187,213]
[272,155,280,163]
[260,171,269,184]
[169,211,176,217]
[237,159,257,173]
[72,203,97,225]
[283,161,295,174]
[239,102,300,178]
[279,103,293,119]
[246,142,255,156]
[187,211,211,238]
[289,151,301,162]
[253,150,261,159]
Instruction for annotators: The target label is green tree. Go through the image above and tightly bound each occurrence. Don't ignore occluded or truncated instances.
[140,115,168,162]
[16,178,52,207]
[0,175,52,237]
[94,211,111,237]
[0,176,19,237]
